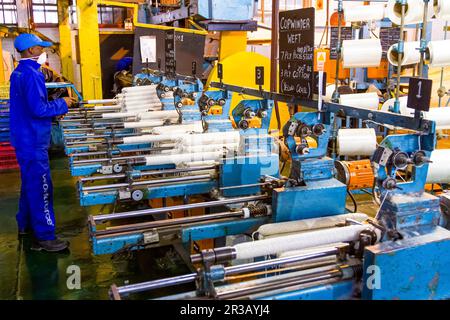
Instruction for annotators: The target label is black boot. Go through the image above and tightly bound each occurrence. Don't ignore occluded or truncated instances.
[32,238,70,252]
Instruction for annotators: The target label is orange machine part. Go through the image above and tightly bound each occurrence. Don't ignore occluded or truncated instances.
[336,159,374,190]
[330,11,346,26]
[367,59,389,79]
[248,117,262,128]
[208,105,222,115]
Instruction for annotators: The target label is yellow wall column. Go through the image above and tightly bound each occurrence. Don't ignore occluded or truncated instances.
[218,31,247,61]
[57,0,74,83]
[77,0,102,100]
[0,37,5,84]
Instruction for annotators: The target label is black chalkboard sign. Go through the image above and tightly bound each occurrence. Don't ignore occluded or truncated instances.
[407,77,432,112]
[330,27,353,60]
[255,66,264,86]
[380,27,401,59]
[279,8,315,99]
[165,30,176,75]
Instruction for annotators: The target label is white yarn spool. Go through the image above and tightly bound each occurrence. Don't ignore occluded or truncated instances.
[124,102,163,109]
[122,85,157,94]
[387,41,421,66]
[138,110,179,121]
[382,98,450,129]
[257,213,369,239]
[123,95,160,102]
[426,40,450,68]
[424,108,450,130]
[122,133,185,144]
[123,120,164,129]
[180,160,219,168]
[94,105,122,112]
[178,131,241,147]
[427,149,450,184]
[387,0,425,25]
[87,99,116,105]
[151,122,204,135]
[102,111,137,119]
[337,128,377,156]
[345,5,386,22]
[434,0,450,21]
[339,92,380,110]
[181,143,239,154]
[145,151,224,166]
[233,225,379,260]
[341,39,382,68]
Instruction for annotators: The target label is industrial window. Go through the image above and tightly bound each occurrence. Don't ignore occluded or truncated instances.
[0,0,18,25]
[98,5,132,28]
[31,0,58,26]
[69,2,132,28]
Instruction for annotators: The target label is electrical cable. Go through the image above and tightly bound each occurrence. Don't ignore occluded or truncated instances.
[346,190,358,213]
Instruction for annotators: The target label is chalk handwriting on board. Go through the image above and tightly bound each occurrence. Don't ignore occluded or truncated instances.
[330,27,352,60]
[165,30,176,75]
[279,8,315,99]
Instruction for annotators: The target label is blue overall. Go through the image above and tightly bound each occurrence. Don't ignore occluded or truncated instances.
[9,59,68,240]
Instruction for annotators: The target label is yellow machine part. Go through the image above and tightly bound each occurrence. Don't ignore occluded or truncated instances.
[247,117,262,129]
[336,159,374,190]
[208,105,223,115]
[77,0,103,100]
[205,51,291,132]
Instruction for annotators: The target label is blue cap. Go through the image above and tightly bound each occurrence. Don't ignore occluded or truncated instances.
[14,33,52,52]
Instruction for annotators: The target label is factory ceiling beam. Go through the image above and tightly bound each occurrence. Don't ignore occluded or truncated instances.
[77,0,103,100]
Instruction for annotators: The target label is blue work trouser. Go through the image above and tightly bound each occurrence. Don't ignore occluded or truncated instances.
[15,148,56,241]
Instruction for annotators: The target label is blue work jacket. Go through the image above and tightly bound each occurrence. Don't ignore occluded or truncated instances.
[9,59,68,153]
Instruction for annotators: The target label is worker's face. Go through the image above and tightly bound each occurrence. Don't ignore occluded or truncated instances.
[28,46,44,57]
[21,45,44,58]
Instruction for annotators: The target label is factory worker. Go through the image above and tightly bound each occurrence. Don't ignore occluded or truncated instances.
[9,33,77,252]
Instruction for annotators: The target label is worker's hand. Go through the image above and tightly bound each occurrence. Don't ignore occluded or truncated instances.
[63,97,78,108]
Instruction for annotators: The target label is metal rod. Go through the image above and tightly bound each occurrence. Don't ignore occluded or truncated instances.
[224,246,341,276]
[418,0,429,77]
[81,173,126,182]
[439,21,448,108]
[93,194,269,223]
[82,174,212,192]
[270,0,282,131]
[95,211,245,236]
[394,2,406,113]
[73,155,145,165]
[70,146,172,159]
[80,165,217,183]
[116,273,197,296]
[112,246,341,296]
[216,268,342,300]
[332,0,343,102]
[219,182,266,191]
